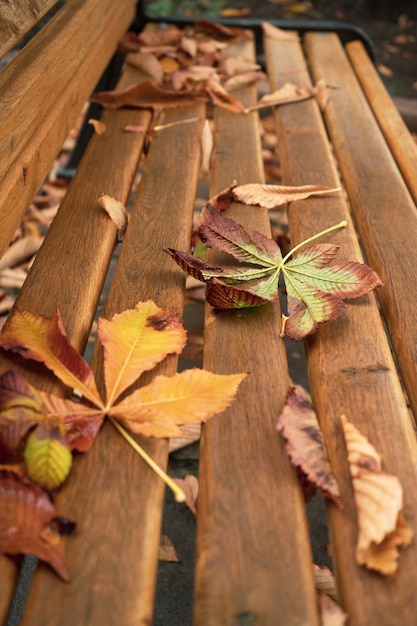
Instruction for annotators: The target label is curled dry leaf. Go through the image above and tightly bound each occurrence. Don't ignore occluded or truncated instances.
[97,194,129,237]
[92,80,208,111]
[0,470,69,580]
[125,51,164,84]
[172,474,199,516]
[232,183,341,209]
[204,76,246,113]
[318,590,347,626]
[246,82,315,113]
[341,416,413,575]
[0,237,43,271]
[277,385,342,506]
[137,26,182,48]
[158,534,180,562]
[313,564,339,603]
[223,71,267,91]
[88,119,106,135]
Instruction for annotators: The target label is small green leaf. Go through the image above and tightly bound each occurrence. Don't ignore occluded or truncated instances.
[24,424,72,491]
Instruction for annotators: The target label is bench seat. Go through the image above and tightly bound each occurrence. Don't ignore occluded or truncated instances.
[1,4,417,625]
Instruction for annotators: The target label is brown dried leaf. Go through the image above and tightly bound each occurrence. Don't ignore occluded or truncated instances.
[318,590,347,626]
[313,564,339,602]
[137,26,182,48]
[232,183,341,209]
[169,423,201,453]
[0,237,43,271]
[204,76,246,113]
[246,82,315,113]
[97,195,129,237]
[171,66,219,91]
[341,416,413,574]
[125,52,164,84]
[223,71,267,91]
[158,534,180,562]
[172,474,199,516]
[277,385,342,506]
[92,80,208,111]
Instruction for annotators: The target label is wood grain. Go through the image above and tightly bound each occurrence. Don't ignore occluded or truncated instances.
[0,0,58,57]
[0,0,135,259]
[0,65,151,624]
[305,33,417,426]
[17,102,205,625]
[346,40,417,207]
[194,37,320,626]
[265,30,417,626]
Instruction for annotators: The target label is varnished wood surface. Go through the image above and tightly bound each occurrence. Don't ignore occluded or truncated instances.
[305,33,417,425]
[346,40,417,207]
[0,0,58,57]
[0,65,151,624]
[194,37,320,626]
[17,102,205,624]
[0,0,135,259]
[265,32,417,625]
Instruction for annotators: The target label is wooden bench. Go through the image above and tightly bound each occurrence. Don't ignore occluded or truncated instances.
[2,2,417,625]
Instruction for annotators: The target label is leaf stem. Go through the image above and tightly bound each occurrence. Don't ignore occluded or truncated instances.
[109,418,186,503]
[281,220,348,264]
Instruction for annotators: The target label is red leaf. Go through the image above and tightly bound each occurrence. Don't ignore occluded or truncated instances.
[277,385,342,507]
[0,370,43,459]
[0,470,69,580]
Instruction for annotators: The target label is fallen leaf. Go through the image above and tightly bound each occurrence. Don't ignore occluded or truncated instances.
[92,80,208,111]
[318,589,347,626]
[125,51,164,84]
[277,385,342,506]
[0,470,69,580]
[167,207,382,338]
[88,119,106,135]
[246,82,315,113]
[200,119,214,176]
[171,66,220,91]
[262,22,299,42]
[109,368,247,438]
[0,237,43,271]
[377,63,393,77]
[137,26,182,48]
[223,71,267,91]
[193,18,250,42]
[97,194,129,237]
[204,76,246,113]
[341,416,413,575]
[169,423,201,453]
[158,534,180,562]
[98,300,186,407]
[232,183,341,209]
[313,564,339,602]
[173,474,199,515]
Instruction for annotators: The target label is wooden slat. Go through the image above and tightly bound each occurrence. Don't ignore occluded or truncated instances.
[346,40,417,207]
[304,33,417,424]
[0,0,58,57]
[0,0,135,259]
[18,102,205,625]
[194,36,320,626]
[0,65,151,624]
[265,31,417,626]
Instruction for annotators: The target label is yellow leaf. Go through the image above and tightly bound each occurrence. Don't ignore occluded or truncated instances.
[99,300,186,407]
[341,416,413,575]
[109,369,247,437]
